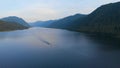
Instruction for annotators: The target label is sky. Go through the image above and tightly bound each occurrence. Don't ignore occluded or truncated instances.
[0,0,119,22]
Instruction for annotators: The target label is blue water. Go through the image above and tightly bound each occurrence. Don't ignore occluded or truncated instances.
[0,27,119,68]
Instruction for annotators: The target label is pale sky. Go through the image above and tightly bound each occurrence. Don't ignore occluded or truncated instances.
[0,0,119,22]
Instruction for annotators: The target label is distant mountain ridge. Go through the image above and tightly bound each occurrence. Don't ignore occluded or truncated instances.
[0,16,30,31]
[1,16,30,27]
[49,14,86,29]
[31,14,86,29]
[30,20,56,27]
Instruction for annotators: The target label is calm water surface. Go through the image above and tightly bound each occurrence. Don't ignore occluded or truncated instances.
[0,27,120,68]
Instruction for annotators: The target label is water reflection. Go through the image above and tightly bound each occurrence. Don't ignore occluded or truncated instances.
[0,27,119,68]
[84,34,120,51]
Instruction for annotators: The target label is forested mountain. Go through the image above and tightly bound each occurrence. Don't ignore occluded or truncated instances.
[30,14,86,28]
[48,2,120,34]
[29,2,120,34]
[0,20,29,31]
[0,16,30,31]
[1,16,30,27]
[49,14,86,29]
[73,2,120,34]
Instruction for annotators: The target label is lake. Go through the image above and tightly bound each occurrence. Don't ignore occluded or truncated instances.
[0,27,120,68]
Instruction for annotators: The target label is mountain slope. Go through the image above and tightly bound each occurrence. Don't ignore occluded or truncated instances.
[1,16,30,27]
[49,14,86,29]
[73,2,120,33]
[0,20,29,31]
[49,2,120,34]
